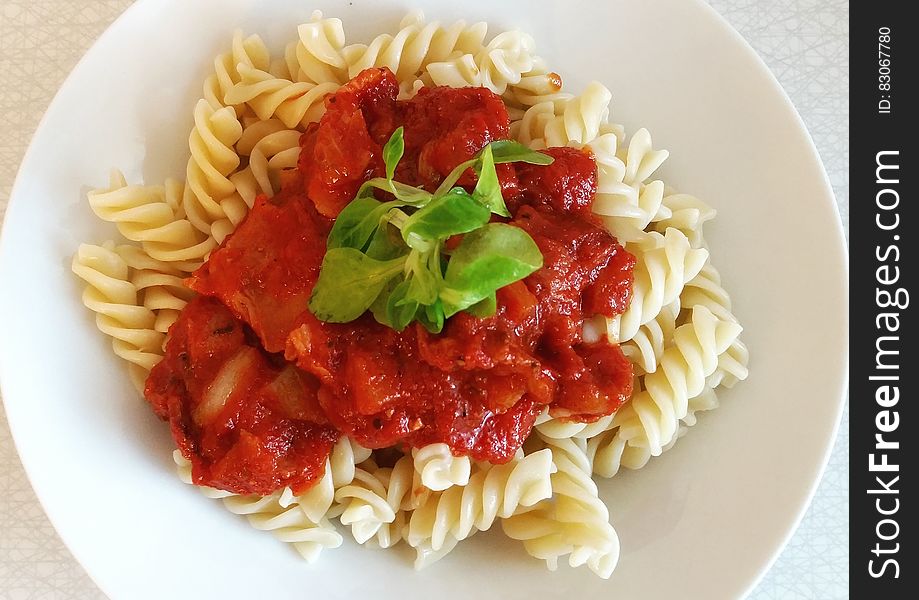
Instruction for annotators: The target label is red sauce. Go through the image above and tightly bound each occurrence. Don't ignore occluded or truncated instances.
[145,67,635,494]
[145,297,337,495]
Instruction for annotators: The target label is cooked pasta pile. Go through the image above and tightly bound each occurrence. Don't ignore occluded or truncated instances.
[72,11,748,579]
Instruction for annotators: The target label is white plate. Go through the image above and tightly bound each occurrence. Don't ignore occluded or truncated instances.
[0,0,847,598]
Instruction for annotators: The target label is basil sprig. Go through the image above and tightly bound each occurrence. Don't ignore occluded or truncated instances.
[308,128,552,332]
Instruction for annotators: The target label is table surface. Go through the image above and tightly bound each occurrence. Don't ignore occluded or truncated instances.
[0,1,848,598]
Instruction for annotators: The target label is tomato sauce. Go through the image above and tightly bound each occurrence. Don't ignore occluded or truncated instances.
[145,297,337,495]
[145,67,635,495]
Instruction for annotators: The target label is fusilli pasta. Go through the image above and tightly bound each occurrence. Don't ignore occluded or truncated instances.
[503,436,620,578]
[424,30,536,95]
[203,30,271,115]
[342,11,487,82]
[610,305,743,456]
[411,442,472,492]
[606,228,708,345]
[290,11,349,85]
[71,242,164,379]
[87,172,214,269]
[174,451,343,562]
[405,448,555,566]
[182,99,244,235]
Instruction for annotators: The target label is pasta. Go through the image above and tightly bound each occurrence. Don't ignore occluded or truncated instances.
[611,305,743,456]
[412,443,472,492]
[332,464,397,544]
[424,30,536,95]
[203,30,271,115]
[226,65,338,129]
[183,99,243,236]
[74,11,749,579]
[362,455,415,549]
[174,451,343,562]
[607,228,709,344]
[502,436,620,578]
[342,12,487,83]
[590,133,670,245]
[533,409,616,441]
[210,118,303,243]
[588,385,722,477]
[291,437,373,523]
[502,57,572,113]
[620,299,681,375]
[87,172,214,268]
[289,11,349,86]
[405,448,556,567]
[71,242,165,390]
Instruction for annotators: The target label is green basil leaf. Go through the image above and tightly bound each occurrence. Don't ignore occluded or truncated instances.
[432,141,553,199]
[472,146,510,217]
[386,279,419,331]
[439,223,543,317]
[433,158,478,198]
[383,127,405,181]
[465,292,497,318]
[365,222,408,261]
[488,140,555,165]
[419,300,445,333]
[402,189,491,247]
[309,249,407,323]
[328,197,399,250]
[359,178,433,207]
[369,274,401,327]
[404,253,439,305]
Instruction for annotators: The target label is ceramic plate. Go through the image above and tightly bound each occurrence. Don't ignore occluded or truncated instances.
[0,0,847,598]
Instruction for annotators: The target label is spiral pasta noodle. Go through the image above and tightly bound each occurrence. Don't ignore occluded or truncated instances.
[612,305,743,456]
[502,436,620,578]
[71,242,165,391]
[424,30,536,95]
[405,448,555,567]
[620,299,681,375]
[411,442,472,492]
[343,11,487,83]
[289,11,349,85]
[587,385,721,477]
[362,455,415,549]
[589,131,671,244]
[607,228,708,344]
[651,191,717,248]
[503,57,572,114]
[225,64,338,129]
[509,100,557,148]
[208,118,304,243]
[182,99,244,236]
[332,464,397,544]
[679,262,749,388]
[174,451,343,562]
[202,30,271,115]
[87,172,215,268]
[115,244,195,335]
[513,82,612,149]
[533,409,616,442]
[285,437,373,523]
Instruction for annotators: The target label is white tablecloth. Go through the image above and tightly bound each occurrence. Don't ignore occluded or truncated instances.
[0,1,848,597]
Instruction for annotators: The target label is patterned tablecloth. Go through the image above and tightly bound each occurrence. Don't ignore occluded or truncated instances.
[0,1,848,598]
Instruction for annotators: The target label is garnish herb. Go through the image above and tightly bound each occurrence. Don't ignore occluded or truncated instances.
[308,130,553,332]
[439,224,543,317]
[309,249,408,323]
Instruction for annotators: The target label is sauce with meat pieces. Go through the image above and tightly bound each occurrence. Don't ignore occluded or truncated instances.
[145,67,634,494]
[145,296,338,495]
